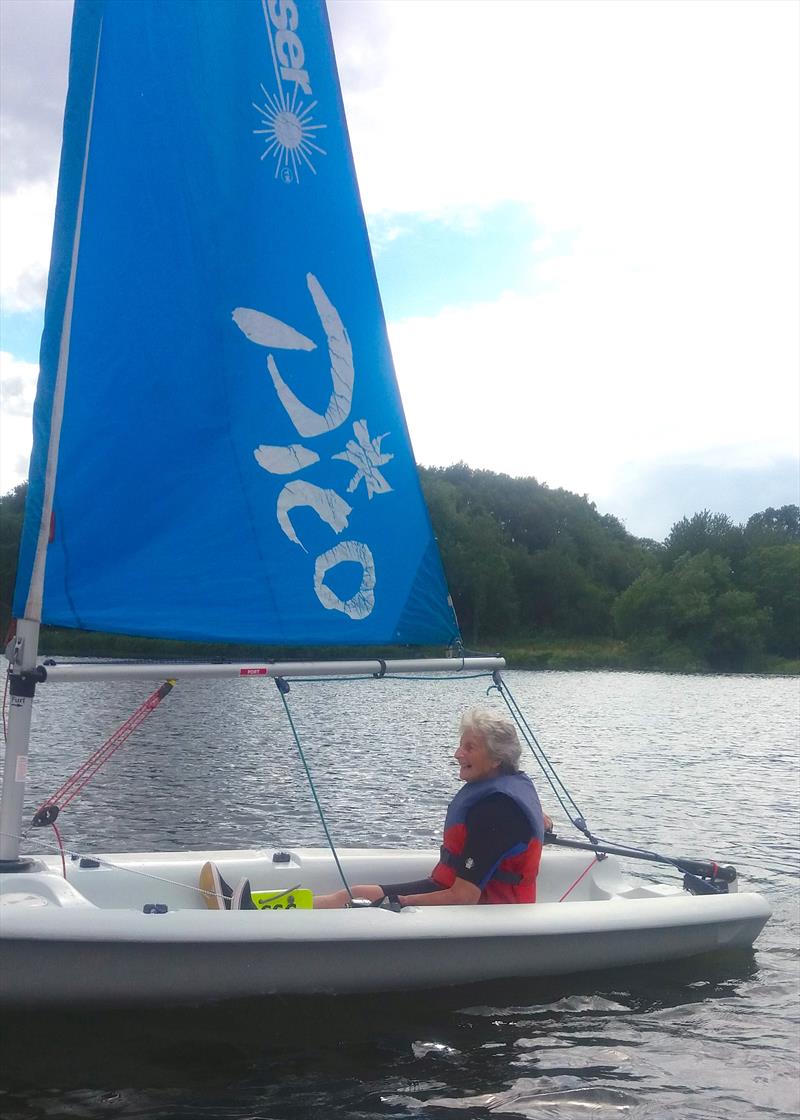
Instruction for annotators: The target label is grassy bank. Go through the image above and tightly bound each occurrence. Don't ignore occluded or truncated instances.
[499,637,800,675]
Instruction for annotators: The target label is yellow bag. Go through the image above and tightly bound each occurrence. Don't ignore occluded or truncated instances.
[250,888,313,910]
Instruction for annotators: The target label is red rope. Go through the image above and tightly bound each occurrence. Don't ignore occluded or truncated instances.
[3,618,16,742]
[2,670,8,744]
[34,679,175,820]
[52,821,67,879]
[558,856,599,902]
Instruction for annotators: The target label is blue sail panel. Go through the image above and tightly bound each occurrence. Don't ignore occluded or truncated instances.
[13,0,460,646]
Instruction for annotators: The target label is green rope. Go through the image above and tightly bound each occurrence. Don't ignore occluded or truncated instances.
[489,672,596,842]
[274,679,353,899]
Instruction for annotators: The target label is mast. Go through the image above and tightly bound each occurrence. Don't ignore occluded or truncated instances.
[0,621,43,867]
[0,4,103,869]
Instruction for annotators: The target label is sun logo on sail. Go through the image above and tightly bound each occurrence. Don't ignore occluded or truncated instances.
[253,86,327,182]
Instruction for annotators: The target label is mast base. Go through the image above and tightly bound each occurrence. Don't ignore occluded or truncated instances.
[0,857,37,874]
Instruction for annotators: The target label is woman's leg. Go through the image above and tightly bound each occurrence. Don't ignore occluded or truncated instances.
[313,883,385,909]
[313,878,440,909]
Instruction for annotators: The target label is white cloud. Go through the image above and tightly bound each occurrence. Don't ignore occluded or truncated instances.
[337,1,799,232]
[0,0,797,535]
[0,0,72,193]
[0,351,37,493]
[0,180,57,311]
[338,0,800,530]
[389,239,799,507]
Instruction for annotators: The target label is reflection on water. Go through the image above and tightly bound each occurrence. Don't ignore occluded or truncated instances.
[1,669,798,1119]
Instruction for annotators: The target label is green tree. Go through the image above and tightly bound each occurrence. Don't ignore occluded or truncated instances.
[613,568,673,640]
[740,544,800,657]
[665,510,744,565]
[519,548,614,636]
[422,473,520,644]
[420,464,646,642]
[615,551,770,670]
[744,505,800,546]
[708,589,770,670]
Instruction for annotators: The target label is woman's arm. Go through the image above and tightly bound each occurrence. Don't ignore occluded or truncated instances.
[398,877,480,907]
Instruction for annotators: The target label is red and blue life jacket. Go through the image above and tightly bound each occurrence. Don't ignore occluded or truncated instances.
[431,772,544,904]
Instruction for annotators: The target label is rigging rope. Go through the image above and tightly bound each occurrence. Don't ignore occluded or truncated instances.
[290,671,492,684]
[269,666,596,852]
[270,666,601,897]
[274,677,353,900]
[51,820,67,879]
[557,856,600,902]
[1,668,9,743]
[31,679,176,828]
[489,671,599,844]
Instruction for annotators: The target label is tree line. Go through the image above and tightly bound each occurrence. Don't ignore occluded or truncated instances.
[1,471,798,672]
[418,465,798,672]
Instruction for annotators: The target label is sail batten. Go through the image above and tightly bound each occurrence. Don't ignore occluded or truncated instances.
[13,0,459,647]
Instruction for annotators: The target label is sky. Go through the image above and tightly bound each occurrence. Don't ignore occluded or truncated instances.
[0,0,798,541]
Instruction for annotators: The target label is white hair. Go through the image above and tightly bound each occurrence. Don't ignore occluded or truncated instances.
[459,707,522,774]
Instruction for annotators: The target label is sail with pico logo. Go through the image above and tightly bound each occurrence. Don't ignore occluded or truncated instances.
[13,0,460,647]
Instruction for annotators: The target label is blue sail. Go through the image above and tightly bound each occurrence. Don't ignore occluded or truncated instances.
[13,0,459,647]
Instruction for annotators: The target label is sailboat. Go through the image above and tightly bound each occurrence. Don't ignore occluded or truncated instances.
[0,0,770,1007]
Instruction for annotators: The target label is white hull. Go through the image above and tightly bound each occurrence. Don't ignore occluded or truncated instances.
[0,847,770,1007]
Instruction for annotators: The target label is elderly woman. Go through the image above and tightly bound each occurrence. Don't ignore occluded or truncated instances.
[314,706,547,908]
[202,707,549,911]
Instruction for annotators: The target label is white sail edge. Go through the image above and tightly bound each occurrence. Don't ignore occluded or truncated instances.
[24,21,104,624]
[0,18,105,866]
[35,656,506,684]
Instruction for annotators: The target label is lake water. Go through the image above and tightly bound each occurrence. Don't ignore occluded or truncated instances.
[1,668,798,1119]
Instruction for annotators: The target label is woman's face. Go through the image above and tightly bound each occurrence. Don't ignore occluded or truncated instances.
[454,729,501,783]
